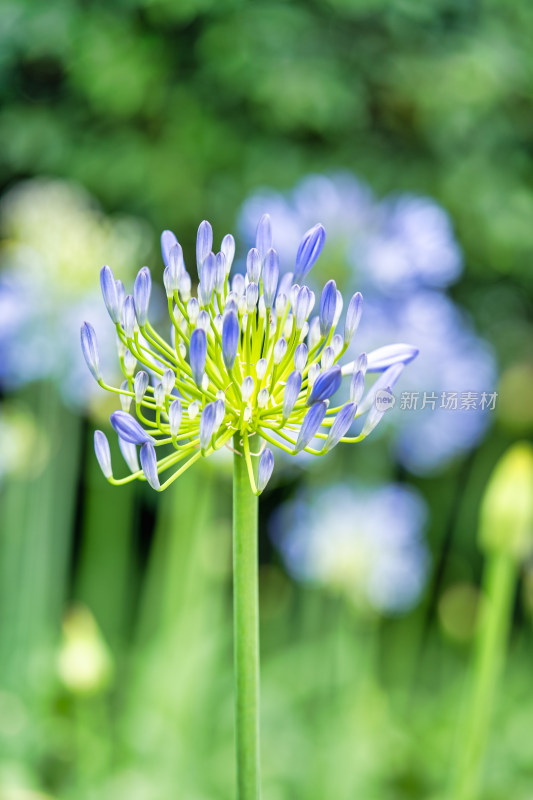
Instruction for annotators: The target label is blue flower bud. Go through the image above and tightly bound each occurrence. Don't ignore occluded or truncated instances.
[331,333,343,356]
[214,398,226,429]
[283,370,302,419]
[323,402,357,452]
[273,337,287,364]
[221,233,235,272]
[196,220,213,274]
[110,410,154,445]
[241,376,255,402]
[116,280,125,318]
[119,436,139,473]
[140,442,160,490]
[120,380,132,412]
[179,270,191,301]
[100,265,120,324]
[294,223,326,284]
[366,343,419,372]
[165,243,183,293]
[215,252,226,294]
[357,352,368,374]
[344,292,363,344]
[200,402,217,452]
[161,229,178,266]
[246,282,259,312]
[294,343,308,371]
[307,316,320,350]
[123,294,136,338]
[162,368,175,395]
[294,286,313,330]
[334,290,343,325]
[94,430,112,478]
[224,296,238,316]
[275,292,288,316]
[80,322,102,382]
[247,248,262,284]
[198,310,210,332]
[133,267,151,327]
[360,402,386,438]
[187,297,199,325]
[321,346,335,370]
[134,370,149,404]
[256,214,272,259]
[262,248,279,309]
[163,267,173,298]
[349,370,365,403]
[199,252,216,305]
[169,398,182,436]
[295,401,328,453]
[232,273,245,297]
[319,279,337,337]
[222,311,240,371]
[189,327,207,387]
[307,365,342,405]
[258,448,274,492]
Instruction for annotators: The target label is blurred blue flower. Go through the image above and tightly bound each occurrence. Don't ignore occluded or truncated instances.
[0,179,152,408]
[239,172,496,473]
[271,483,429,615]
[359,290,495,473]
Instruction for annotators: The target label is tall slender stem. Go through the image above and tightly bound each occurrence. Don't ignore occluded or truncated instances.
[451,550,516,800]
[233,434,261,800]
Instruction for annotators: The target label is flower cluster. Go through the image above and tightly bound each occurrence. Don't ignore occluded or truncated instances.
[81,216,417,493]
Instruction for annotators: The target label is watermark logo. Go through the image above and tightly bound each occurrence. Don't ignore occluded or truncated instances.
[375,388,396,412]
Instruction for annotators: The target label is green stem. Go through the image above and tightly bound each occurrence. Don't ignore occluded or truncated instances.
[232,434,261,800]
[451,550,516,800]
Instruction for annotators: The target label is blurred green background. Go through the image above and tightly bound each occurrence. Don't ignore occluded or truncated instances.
[1,1,533,798]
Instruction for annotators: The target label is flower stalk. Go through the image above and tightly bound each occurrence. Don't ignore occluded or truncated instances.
[233,434,260,800]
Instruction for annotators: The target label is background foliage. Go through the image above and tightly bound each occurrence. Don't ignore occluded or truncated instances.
[1,1,532,798]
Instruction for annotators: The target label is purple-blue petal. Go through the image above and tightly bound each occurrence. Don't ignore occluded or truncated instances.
[110,410,153,445]
[133,266,151,327]
[80,322,102,382]
[94,430,112,478]
[161,229,178,266]
[199,402,216,452]
[323,402,357,452]
[222,311,240,371]
[307,365,342,405]
[294,223,326,283]
[256,214,272,259]
[119,437,139,473]
[257,448,274,492]
[169,398,182,437]
[100,265,120,323]
[189,327,207,386]
[196,220,213,274]
[140,442,160,490]
[344,292,363,343]
[366,343,419,372]
[262,248,279,308]
[295,401,328,453]
[283,370,302,419]
[319,279,337,337]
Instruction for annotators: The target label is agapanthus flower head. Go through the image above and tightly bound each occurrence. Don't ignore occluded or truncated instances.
[82,217,417,493]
